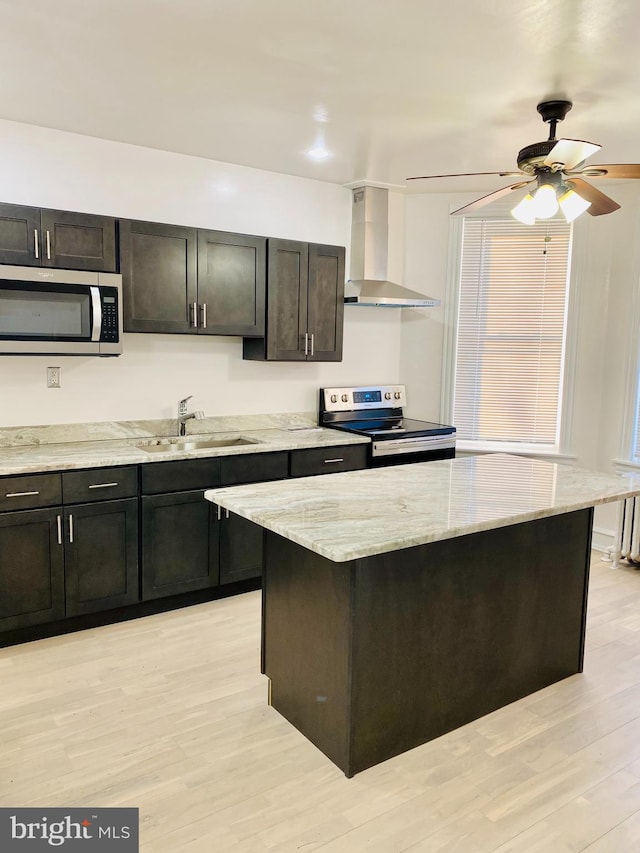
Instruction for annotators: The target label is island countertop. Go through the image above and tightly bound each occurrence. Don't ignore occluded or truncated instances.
[204,453,640,562]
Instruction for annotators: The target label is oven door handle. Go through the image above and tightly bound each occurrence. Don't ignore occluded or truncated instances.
[371,435,456,457]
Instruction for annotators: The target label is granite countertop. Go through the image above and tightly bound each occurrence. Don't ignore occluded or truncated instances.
[204,453,640,562]
[0,415,370,477]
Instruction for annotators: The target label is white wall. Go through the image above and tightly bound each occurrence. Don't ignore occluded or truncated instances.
[0,120,401,427]
[399,193,462,421]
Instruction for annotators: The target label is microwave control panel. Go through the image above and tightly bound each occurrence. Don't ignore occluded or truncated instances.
[100,290,120,342]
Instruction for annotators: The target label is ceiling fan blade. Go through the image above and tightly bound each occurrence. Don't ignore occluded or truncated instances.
[543,139,601,171]
[451,181,533,216]
[567,164,640,179]
[565,178,621,216]
[406,171,523,181]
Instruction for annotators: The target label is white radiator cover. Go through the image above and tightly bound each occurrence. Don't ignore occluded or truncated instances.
[610,497,640,566]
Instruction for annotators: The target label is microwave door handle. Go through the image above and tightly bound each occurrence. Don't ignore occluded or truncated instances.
[90,287,102,342]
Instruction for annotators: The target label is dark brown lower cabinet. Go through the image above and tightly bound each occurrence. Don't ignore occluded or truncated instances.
[0,507,65,632]
[219,511,264,584]
[0,447,363,640]
[140,452,289,599]
[142,490,220,600]
[64,498,139,616]
[0,497,140,631]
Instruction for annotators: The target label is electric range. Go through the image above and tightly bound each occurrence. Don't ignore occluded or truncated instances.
[319,384,456,466]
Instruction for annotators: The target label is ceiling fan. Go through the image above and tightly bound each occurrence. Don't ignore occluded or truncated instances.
[407,100,640,222]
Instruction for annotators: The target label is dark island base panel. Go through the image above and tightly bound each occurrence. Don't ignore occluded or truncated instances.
[262,508,593,777]
[0,578,261,650]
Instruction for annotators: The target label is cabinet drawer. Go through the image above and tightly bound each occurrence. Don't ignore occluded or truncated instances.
[0,473,62,511]
[220,452,288,486]
[141,458,221,495]
[289,444,368,478]
[62,466,138,503]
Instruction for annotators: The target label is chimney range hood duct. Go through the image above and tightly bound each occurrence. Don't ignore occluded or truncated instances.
[345,186,440,308]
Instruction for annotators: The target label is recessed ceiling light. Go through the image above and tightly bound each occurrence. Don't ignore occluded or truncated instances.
[306,145,331,161]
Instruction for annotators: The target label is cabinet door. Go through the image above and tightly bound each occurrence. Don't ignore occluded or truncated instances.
[64,498,139,617]
[0,203,41,266]
[307,243,345,361]
[0,507,65,631]
[264,238,308,360]
[120,219,197,334]
[141,491,219,600]
[219,512,264,584]
[40,209,117,272]
[197,230,266,336]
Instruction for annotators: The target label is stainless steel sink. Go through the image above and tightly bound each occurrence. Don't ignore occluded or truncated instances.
[137,437,261,453]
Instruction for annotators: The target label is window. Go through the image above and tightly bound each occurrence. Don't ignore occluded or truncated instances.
[631,374,640,464]
[450,216,573,453]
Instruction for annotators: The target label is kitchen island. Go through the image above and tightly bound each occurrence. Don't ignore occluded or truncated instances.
[205,454,640,776]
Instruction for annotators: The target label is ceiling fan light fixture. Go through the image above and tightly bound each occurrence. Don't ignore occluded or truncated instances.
[558,188,591,222]
[531,184,559,219]
[511,193,537,224]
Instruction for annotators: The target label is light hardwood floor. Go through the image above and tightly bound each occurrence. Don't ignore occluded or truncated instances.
[2,552,640,851]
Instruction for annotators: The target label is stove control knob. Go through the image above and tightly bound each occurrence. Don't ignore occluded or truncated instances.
[394,391,401,400]
[384,392,392,400]
[330,394,338,403]
[341,394,349,402]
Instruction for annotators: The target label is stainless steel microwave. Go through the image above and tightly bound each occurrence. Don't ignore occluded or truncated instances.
[0,266,123,356]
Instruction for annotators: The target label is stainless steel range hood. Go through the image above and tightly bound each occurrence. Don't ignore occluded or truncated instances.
[345,186,440,308]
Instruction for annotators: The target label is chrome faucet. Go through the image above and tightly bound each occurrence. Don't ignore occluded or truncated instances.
[177,395,205,436]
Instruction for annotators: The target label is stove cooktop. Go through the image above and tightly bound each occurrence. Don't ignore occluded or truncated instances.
[334,417,456,439]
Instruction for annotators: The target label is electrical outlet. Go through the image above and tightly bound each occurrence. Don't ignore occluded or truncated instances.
[47,367,61,388]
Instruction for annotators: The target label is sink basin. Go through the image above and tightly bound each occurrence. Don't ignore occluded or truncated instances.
[137,437,260,453]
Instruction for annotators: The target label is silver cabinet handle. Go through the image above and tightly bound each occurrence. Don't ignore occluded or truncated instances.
[34,229,39,259]
[226,508,230,519]
[46,230,51,260]
[217,504,222,521]
[5,490,40,498]
[304,332,309,355]
[323,458,344,464]
[201,303,207,329]
[88,482,118,489]
[68,514,74,544]
[190,302,198,327]
[310,333,315,357]
[57,515,62,546]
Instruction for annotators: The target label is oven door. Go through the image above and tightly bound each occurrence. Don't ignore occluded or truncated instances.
[370,434,456,466]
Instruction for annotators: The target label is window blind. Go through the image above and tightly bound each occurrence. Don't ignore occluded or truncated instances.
[633,383,640,463]
[453,218,572,448]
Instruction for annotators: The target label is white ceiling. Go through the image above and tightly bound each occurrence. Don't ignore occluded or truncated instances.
[2,0,640,194]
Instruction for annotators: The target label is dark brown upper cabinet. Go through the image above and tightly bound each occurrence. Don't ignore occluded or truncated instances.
[120,219,197,334]
[242,239,345,362]
[0,203,117,272]
[196,230,265,336]
[120,219,266,337]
